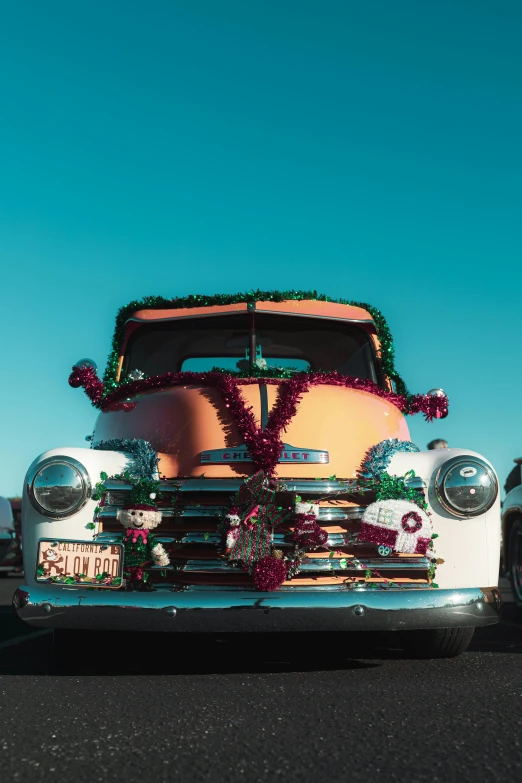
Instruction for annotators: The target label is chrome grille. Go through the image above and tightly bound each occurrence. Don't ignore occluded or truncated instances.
[98,477,431,588]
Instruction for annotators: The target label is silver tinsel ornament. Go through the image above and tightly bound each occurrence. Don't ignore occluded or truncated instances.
[127,369,145,381]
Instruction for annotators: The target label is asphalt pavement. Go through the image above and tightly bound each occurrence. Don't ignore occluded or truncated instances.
[1,576,521,783]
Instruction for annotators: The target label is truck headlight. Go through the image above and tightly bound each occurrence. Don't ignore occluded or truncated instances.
[27,457,91,518]
[435,456,497,517]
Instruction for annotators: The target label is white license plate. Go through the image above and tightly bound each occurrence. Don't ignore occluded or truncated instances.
[36,539,123,588]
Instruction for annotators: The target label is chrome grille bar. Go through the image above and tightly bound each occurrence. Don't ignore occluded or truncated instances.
[152,558,430,573]
[97,531,358,547]
[102,476,424,494]
[100,501,365,522]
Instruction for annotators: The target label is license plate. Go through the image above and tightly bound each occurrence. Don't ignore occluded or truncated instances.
[36,539,123,588]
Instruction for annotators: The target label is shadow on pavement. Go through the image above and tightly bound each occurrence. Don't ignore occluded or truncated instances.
[471,602,522,653]
[2,619,522,676]
[1,577,520,676]
[1,630,395,675]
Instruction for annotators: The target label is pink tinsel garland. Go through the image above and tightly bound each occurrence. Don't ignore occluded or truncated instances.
[71,367,448,420]
[214,373,310,476]
[69,365,105,406]
[69,367,449,475]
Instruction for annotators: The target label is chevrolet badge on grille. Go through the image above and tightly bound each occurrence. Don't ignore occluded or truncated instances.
[200,443,329,464]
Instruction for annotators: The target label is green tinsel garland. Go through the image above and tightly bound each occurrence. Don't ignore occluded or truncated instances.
[371,471,428,511]
[102,290,408,396]
[123,532,159,568]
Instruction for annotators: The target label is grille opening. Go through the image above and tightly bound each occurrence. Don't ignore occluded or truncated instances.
[98,479,432,589]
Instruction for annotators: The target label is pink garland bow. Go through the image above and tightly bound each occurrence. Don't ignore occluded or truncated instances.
[125,529,149,545]
[243,504,260,528]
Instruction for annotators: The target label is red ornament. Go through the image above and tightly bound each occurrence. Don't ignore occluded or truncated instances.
[68,373,82,388]
[401,511,423,534]
[252,556,288,591]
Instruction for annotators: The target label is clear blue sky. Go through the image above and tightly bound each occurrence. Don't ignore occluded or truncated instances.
[1,0,520,497]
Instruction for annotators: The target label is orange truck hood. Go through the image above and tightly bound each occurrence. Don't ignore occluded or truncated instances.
[93,382,410,480]
[93,297,411,478]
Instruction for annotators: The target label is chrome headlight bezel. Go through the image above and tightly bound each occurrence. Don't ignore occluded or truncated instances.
[27,457,91,519]
[435,456,497,518]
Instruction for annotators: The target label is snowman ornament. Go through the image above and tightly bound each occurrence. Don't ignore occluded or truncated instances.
[117,490,170,588]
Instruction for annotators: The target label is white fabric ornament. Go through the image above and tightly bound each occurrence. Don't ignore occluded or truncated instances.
[295,501,320,518]
[151,542,170,566]
[117,507,163,529]
[360,499,432,555]
[226,528,240,550]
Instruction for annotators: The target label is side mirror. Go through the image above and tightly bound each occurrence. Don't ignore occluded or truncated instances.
[427,388,447,419]
[75,358,98,373]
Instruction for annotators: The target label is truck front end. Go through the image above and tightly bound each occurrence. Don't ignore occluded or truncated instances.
[14,293,501,657]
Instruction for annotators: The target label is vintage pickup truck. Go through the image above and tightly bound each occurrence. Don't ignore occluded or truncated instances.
[501,458,522,606]
[0,496,21,576]
[13,291,501,658]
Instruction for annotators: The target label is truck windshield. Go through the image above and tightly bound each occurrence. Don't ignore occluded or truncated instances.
[122,313,381,384]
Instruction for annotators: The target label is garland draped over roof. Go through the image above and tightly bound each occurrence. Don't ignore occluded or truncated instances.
[101,289,407,395]
[69,290,449,427]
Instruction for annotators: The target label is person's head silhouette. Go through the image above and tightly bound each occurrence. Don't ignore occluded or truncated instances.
[427,439,448,450]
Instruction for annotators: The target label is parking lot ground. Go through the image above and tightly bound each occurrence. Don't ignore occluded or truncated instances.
[1,575,521,783]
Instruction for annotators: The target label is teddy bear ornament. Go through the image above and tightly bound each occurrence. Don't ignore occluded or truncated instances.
[116,484,170,589]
